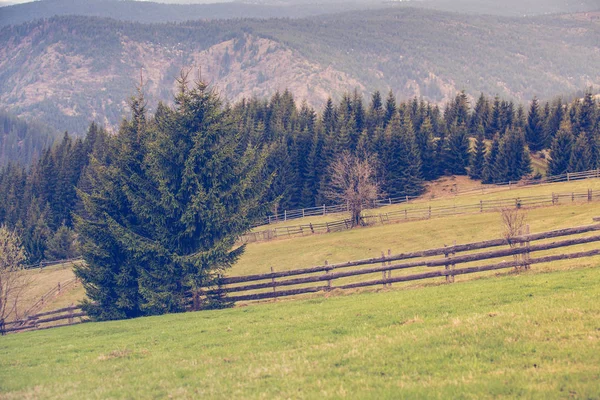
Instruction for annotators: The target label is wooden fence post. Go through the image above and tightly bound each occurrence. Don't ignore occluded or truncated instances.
[572,192,575,202]
[68,304,74,325]
[518,227,524,271]
[525,225,531,270]
[310,223,314,234]
[381,251,386,287]
[387,249,392,287]
[405,209,407,220]
[449,241,456,283]
[270,267,277,298]
[428,206,432,219]
[551,192,555,205]
[588,189,592,202]
[480,200,483,212]
[444,244,449,283]
[326,222,330,233]
[325,261,331,291]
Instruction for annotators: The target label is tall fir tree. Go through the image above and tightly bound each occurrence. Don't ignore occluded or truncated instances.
[415,116,437,180]
[548,117,574,176]
[383,111,423,197]
[495,128,532,182]
[469,125,486,180]
[384,90,396,128]
[444,122,470,175]
[526,97,545,151]
[75,80,273,320]
[482,135,500,184]
[568,133,594,172]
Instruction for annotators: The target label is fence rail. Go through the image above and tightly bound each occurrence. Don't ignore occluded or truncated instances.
[256,169,600,227]
[20,277,80,319]
[240,189,600,243]
[2,305,87,334]
[23,256,83,270]
[218,220,600,302]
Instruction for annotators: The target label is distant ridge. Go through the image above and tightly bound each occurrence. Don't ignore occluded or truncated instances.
[1,8,599,132]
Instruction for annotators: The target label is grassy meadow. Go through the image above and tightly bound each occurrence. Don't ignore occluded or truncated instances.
[1,264,599,399]
[16,177,600,312]
[2,177,600,399]
[235,201,600,277]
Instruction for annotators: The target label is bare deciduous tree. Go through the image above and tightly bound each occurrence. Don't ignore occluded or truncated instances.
[500,207,529,271]
[325,151,381,227]
[0,225,28,334]
[501,207,528,242]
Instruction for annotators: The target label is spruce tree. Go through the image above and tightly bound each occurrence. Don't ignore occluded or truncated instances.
[569,132,594,172]
[415,116,437,180]
[488,96,502,138]
[384,90,396,128]
[482,135,500,184]
[445,122,470,175]
[544,98,564,148]
[548,117,574,176]
[574,90,597,136]
[382,111,423,197]
[471,93,489,133]
[75,80,273,320]
[526,97,545,151]
[495,128,532,182]
[469,125,486,180]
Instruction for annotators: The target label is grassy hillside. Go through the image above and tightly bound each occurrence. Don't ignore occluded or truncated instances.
[1,8,600,132]
[236,202,600,277]
[251,177,600,232]
[22,177,600,312]
[1,264,599,398]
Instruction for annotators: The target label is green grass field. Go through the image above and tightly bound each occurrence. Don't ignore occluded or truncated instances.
[1,264,599,399]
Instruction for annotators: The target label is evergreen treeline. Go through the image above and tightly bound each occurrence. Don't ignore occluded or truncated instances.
[0,89,598,263]
[0,110,58,166]
[0,125,107,263]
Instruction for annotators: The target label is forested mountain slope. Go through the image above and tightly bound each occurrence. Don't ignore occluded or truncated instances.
[1,8,599,132]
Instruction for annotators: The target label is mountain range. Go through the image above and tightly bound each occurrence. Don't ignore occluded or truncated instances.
[0,4,599,133]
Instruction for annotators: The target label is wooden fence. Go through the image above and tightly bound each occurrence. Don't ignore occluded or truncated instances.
[6,220,600,334]
[240,189,600,243]
[2,305,87,334]
[257,169,600,226]
[20,277,80,318]
[23,256,83,270]
[217,220,600,303]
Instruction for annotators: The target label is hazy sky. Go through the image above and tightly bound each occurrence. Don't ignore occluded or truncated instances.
[0,0,233,4]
